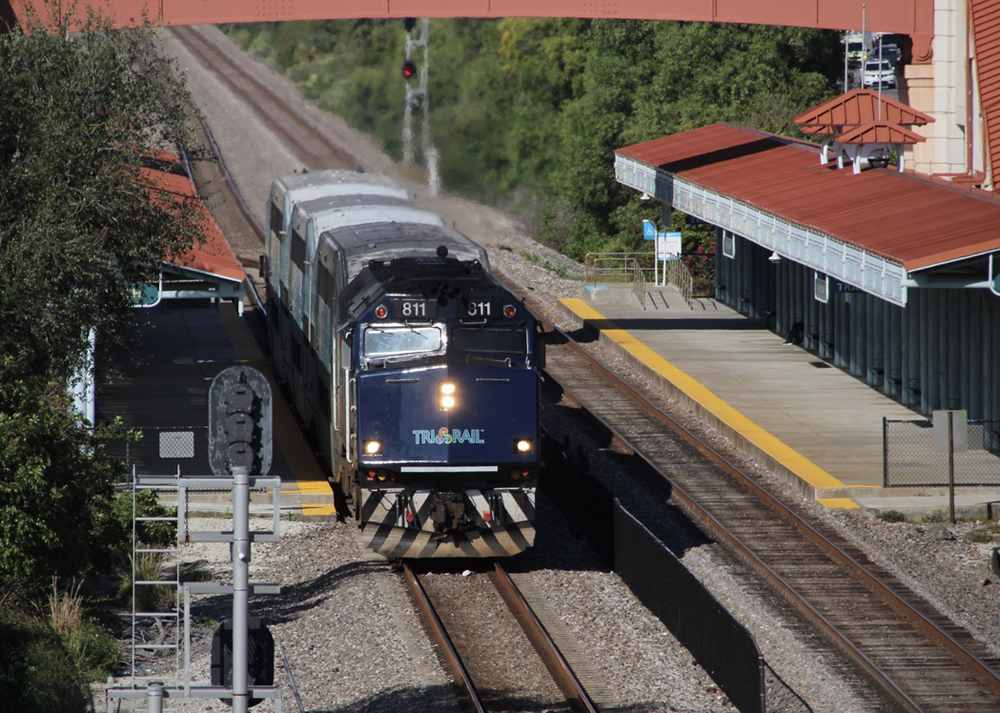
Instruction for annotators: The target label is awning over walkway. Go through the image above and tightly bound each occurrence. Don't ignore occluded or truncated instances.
[615,123,1000,306]
[139,150,246,309]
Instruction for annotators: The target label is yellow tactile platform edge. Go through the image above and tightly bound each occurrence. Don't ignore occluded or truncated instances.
[221,305,336,517]
[559,298,858,509]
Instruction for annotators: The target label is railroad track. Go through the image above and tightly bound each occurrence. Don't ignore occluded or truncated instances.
[174,26,1000,709]
[170,25,357,171]
[533,317,1000,711]
[403,562,598,713]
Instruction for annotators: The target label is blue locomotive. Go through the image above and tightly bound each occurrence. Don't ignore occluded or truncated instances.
[262,170,543,557]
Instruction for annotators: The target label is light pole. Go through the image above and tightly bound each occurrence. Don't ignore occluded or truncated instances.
[403,18,440,196]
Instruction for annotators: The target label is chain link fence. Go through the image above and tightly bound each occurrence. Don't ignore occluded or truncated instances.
[105,426,211,479]
[883,418,1000,487]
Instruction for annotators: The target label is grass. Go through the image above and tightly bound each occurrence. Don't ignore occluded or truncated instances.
[119,552,175,614]
[964,521,1000,544]
[0,608,86,712]
[964,529,996,543]
[876,509,907,523]
[47,580,120,683]
[520,250,571,279]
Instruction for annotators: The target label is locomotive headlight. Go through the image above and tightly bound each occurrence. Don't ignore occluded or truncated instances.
[515,438,533,454]
[440,382,457,409]
[363,439,383,456]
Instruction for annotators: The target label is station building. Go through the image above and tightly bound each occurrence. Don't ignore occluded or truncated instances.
[614,103,1000,446]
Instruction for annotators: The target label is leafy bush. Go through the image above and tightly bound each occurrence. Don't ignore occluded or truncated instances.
[111,489,177,551]
[0,364,125,597]
[964,528,997,544]
[877,509,907,523]
[118,552,175,614]
[0,608,87,713]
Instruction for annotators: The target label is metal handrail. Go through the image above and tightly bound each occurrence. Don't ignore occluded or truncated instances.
[630,258,646,308]
[584,251,696,308]
[664,257,694,306]
[584,253,650,308]
[584,252,652,284]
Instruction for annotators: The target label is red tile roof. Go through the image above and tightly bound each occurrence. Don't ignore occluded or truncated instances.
[835,121,927,145]
[139,152,246,283]
[792,89,934,134]
[616,123,1000,271]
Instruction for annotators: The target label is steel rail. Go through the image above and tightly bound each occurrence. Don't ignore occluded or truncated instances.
[490,564,599,713]
[518,300,1000,710]
[169,26,355,170]
[190,109,265,243]
[164,27,997,707]
[402,564,486,713]
[186,105,267,314]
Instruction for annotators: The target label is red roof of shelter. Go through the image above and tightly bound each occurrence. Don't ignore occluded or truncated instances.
[616,123,1000,271]
[834,121,927,145]
[792,89,933,135]
[139,152,245,283]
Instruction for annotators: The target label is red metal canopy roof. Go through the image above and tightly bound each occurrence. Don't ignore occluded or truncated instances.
[616,123,1000,271]
[139,150,246,283]
[792,89,934,135]
[834,121,927,145]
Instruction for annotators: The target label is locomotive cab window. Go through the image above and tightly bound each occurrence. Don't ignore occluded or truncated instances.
[452,326,529,365]
[363,325,443,366]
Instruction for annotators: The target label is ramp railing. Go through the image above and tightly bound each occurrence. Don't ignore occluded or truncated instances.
[584,251,696,308]
[584,252,650,307]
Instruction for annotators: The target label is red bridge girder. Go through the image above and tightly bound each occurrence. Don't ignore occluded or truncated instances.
[2,0,934,62]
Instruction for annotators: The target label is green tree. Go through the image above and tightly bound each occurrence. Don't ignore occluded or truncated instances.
[0,13,208,596]
[0,15,207,386]
[0,361,127,598]
[226,19,841,260]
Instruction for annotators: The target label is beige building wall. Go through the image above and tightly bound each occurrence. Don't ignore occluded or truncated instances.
[906,0,986,183]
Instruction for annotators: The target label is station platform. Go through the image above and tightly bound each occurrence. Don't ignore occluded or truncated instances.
[556,285,1000,519]
[97,300,336,518]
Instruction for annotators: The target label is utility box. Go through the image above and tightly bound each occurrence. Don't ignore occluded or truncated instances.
[211,617,275,708]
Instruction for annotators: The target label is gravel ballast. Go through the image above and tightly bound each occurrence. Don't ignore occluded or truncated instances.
[103,25,1000,713]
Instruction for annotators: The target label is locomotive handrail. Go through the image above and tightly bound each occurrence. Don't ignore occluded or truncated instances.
[345,373,354,463]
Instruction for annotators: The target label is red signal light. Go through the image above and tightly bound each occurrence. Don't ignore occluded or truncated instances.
[402,60,417,80]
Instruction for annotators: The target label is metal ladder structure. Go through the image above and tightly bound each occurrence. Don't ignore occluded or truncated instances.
[126,466,184,695]
[107,468,284,712]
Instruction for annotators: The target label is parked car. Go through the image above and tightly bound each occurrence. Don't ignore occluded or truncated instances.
[879,43,902,66]
[863,59,896,88]
[845,32,868,65]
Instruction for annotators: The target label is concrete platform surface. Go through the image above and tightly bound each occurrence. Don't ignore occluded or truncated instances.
[97,300,335,518]
[558,287,1000,520]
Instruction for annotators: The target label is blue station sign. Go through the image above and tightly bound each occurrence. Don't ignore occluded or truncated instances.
[130,276,162,308]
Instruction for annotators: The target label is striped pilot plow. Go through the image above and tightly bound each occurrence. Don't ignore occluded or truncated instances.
[357,487,536,558]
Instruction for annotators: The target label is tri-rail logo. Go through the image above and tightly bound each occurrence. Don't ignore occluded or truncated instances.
[413,427,485,445]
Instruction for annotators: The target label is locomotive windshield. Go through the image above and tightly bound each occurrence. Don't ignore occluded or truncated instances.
[363,325,443,365]
[452,325,529,365]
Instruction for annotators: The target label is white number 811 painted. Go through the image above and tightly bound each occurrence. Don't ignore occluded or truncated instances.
[467,301,492,317]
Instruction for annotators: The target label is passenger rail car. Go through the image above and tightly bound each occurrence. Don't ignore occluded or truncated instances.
[262,171,543,558]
